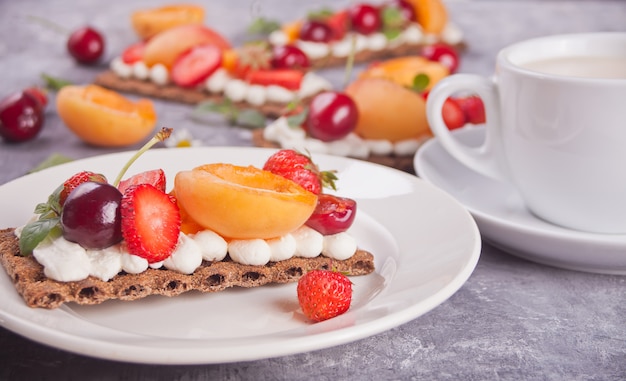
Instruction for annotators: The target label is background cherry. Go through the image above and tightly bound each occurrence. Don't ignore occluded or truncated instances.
[0,91,44,143]
[349,3,382,35]
[305,91,359,142]
[67,26,105,64]
[388,0,417,23]
[271,45,310,69]
[421,43,460,73]
[299,20,333,43]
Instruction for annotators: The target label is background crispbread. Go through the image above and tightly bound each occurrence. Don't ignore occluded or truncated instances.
[0,228,375,309]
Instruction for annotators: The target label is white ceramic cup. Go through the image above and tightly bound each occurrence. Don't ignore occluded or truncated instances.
[426,32,626,234]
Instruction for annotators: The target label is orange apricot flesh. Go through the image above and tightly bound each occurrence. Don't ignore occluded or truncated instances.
[359,56,449,90]
[56,85,157,147]
[143,24,231,68]
[174,164,318,239]
[345,77,430,142]
[407,0,448,34]
[131,4,205,40]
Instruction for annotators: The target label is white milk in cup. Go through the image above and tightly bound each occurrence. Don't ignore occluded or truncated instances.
[426,33,626,234]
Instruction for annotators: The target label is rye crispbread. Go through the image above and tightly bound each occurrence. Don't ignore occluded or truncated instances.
[0,228,375,309]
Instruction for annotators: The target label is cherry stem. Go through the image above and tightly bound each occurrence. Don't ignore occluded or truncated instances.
[342,34,357,89]
[112,127,173,187]
[26,14,69,36]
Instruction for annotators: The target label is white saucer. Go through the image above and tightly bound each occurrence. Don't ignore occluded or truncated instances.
[414,126,626,275]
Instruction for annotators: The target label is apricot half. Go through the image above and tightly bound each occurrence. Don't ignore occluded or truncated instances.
[174,164,318,239]
[359,56,449,90]
[131,4,205,40]
[56,85,157,147]
[345,77,430,142]
[143,24,231,68]
[407,0,448,34]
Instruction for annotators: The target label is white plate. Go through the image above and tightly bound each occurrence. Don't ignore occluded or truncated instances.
[414,126,626,275]
[0,147,480,364]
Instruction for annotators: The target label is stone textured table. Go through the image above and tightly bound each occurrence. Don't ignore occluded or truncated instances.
[0,0,624,380]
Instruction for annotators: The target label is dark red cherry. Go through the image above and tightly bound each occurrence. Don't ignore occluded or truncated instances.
[305,91,359,142]
[271,45,310,69]
[67,26,105,64]
[61,182,123,249]
[421,43,460,73]
[306,194,357,235]
[349,4,382,35]
[299,20,334,43]
[0,91,44,143]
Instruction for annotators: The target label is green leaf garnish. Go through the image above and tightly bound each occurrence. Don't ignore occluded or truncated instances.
[381,6,404,41]
[191,99,267,129]
[410,73,431,93]
[307,8,334,21]
[18,183,63,256]
[28,153,74,173]
[286,108,309,128]
[247,17,281,35]
[41,73,73,91]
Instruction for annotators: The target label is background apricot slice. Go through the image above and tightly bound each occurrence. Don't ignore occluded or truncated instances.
[143,25,231,68]
[345,77,430,142]
[131,4,205,40]
[407,0,448,34]
[174,164,317,239]
[56,85,157,147]
[359,56,449,90]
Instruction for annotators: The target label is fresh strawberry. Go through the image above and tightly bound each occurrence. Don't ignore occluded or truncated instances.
[59,171,108,206]
[263,149,337,195]
[297,269,353,322]
[442,97,466,130]
[25,87,48,108]
[171,44,223,88]
[121,184,181,263]
[326,10,349,40]
[118,169,166,194]
[457,95,486,125]
[246,69,304,91]
[121,41,146,64]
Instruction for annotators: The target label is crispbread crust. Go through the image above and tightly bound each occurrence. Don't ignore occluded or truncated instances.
[0,228,375,309]
[251,129,418,174]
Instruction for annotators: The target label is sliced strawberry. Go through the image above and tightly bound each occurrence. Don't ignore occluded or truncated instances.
[121,184,181,263]
[122,41,146,64]
[443,97,466,130]
[457,95,486,125]
[59,171,108,206]
[326,10,349,40]
[118,169,166,194]
[171,44,223,88]
[246,69,304,90]
[263,149,336,195]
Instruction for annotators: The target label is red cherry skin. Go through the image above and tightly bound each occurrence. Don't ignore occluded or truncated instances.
[349,4,382,35]
[388,0,417,22]
[271,45,310,69]
[306,194,357,235]
[67,26,105,64]
[299,20,334,43]
[0,91,44,143]
[421,43,460,73]
[306,91,359,142]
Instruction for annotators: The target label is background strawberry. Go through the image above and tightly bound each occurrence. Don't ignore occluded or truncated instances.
[118,169,166,194]
[297,269,353,322]
[121,183,181,263]
[263,149,337,195]
[59,171,108,206]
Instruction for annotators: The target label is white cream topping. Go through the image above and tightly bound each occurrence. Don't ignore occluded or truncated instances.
[110,61,332,105]
[274,21,463,60]
[25,224,358,283]
[263,116,427,158]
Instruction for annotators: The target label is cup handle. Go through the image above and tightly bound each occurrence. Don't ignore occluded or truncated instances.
[426,74,507,181]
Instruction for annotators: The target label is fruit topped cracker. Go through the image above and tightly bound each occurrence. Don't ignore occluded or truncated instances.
[94,4,334,117]
[0,128,374,319]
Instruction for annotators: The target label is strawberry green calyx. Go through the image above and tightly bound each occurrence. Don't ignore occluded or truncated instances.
[320,170,338,191]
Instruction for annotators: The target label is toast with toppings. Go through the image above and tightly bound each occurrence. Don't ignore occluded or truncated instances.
[0,228,374,309]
